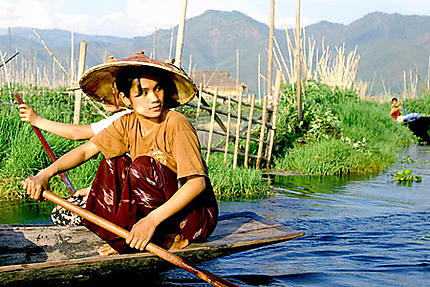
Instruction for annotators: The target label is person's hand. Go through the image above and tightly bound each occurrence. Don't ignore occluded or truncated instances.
[73,186,90,199]
[21,170,50,200]
[18,104,41,126]
[126,215,158,251]
[399,100,404,104]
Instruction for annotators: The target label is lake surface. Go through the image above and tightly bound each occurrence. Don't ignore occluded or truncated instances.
[1,145,430,286]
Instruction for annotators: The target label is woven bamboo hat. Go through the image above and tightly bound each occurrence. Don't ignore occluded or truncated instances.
[79,50,197,108]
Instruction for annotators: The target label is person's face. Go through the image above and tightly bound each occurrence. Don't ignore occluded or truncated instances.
[128,77,165,120]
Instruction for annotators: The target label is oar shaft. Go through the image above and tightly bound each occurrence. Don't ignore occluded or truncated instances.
[42,190,239,287]
[15,93,76,194]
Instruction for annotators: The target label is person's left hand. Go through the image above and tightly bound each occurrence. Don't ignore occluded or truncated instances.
[126,215,158,251]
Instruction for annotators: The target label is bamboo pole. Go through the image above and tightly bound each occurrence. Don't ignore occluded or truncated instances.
[265,70,282,169]
[236,49,240,97]
[244,94,256,168]
[256,94,268,169]
[70,29,75,85]
[295,0,302,121]
[169,27,174,60]
[206,87,218,164]
[258,53,262,103]
[224,93,232,164]
[233,86,243,169]
[267,0,275,96]
[427,55,430,92]
[175,0,188,67]
[195,83,203,128]
[73,40,87,124]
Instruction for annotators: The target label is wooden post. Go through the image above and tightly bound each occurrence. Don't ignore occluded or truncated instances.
[258,53,262,103]
[224,93,232,164]
[73,40,87,124]
[233,86,243,169]
[265,70,282,169]
[206,87,218,164]
[256,94,268,168]
[70,29,75,85]
[244,94,256,168]
[236,49,240,97]
[267,0,275,97]
[427,55,430,92]
[195,83,203,128]
[175,0,188,67]
[295,0,302,121]
[152,26,157,58]
[169,27,174,60]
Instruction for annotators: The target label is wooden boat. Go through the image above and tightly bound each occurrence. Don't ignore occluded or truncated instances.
[405,116,430,144]
[0,211,304,286]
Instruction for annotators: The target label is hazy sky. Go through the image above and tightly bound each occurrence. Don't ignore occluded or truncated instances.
[1,0,430,37]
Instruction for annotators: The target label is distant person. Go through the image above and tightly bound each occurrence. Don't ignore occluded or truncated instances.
[390,97,403,120]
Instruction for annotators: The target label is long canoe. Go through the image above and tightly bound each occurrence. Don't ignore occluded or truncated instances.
[0,211,303,286]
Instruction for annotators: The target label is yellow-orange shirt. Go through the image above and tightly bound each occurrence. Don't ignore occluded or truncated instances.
[91,109,207,179]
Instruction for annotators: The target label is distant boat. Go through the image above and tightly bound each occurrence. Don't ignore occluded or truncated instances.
[0,212,304,286]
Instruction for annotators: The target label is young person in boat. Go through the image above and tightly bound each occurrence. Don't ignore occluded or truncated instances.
[21,51,219,256]
[390,97,403,120]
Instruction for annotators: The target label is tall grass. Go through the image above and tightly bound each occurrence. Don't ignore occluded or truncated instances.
[0,86,103,199]
[274,81,416,175]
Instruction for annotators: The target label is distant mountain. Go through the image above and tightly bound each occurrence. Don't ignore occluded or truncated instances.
[0,10,429,94]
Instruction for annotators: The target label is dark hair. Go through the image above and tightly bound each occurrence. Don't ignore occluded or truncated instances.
[115,66,178,108]
[391,97,398,103]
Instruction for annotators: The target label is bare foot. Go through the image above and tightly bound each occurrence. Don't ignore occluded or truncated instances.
[98,243,118,256]
[162,234,189,251]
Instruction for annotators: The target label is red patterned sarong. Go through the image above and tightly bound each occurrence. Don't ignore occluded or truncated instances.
[83,155,218,253]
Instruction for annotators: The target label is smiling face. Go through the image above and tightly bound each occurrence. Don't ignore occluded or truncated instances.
[123,76,165,120]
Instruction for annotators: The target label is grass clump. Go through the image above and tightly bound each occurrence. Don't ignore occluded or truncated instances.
[273,81,416,175]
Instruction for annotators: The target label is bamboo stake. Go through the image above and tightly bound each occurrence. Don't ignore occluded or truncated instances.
[295,0,302,121]
[224,93,232,164]
[244,94,256,168]
[206,87,218,164]
[152,26,157,59]
[233,86,243,169]
[33,28,71,80]
[175,0,188,67]
[70,29,75,85]
[267,0,275,96]
[73,40,87,124]
[195,83,203,128]
[169,27,174,60]
[257,53,262,103]
[256,94,268,169]
[236,49,240,97]
[427,55,430,92]
[265,70,282,169]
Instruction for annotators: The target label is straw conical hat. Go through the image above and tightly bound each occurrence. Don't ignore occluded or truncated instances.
[79,50,197,108]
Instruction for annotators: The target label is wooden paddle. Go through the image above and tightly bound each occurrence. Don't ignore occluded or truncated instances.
[42,190,239,287]
[14,93,76,194]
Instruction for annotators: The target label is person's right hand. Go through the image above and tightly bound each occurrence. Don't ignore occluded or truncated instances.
[18,104,41,126]
[21,170,50,200]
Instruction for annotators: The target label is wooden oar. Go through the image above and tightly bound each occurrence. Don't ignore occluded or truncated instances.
[14,93,76,194]
[42,189,239,287]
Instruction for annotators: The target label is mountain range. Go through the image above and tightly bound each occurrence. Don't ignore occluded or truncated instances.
[0,10,429,95]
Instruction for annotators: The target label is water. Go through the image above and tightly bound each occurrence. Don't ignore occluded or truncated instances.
[1,146,430,286]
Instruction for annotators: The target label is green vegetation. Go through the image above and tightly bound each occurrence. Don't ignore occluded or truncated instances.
[273,81,416,175]
[392,168,422,185]
[0,86,104,200]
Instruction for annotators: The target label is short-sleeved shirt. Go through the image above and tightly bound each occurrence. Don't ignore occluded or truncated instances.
[91,109,207,179]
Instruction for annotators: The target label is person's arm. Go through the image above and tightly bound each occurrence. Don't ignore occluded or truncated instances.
[18,104,95,140]
[22,141,99,200]
[126,175,206,251]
